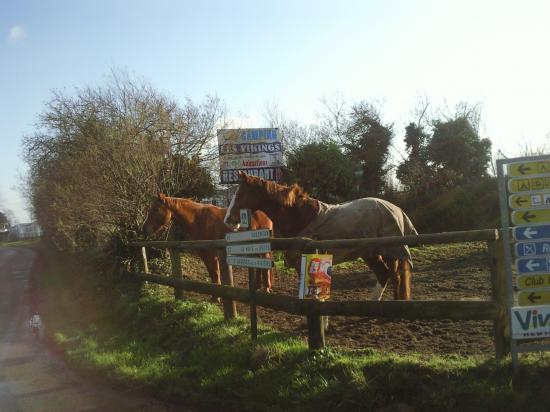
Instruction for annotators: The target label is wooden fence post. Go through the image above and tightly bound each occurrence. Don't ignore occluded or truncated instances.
[169,248,184,300]
[220,251,237,320]
[487,239,509,359]
[307,315,325,350]
[141,246,149,274]
[249,268,258,341]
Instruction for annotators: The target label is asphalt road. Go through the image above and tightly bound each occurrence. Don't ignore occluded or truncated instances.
[0,247,186,412]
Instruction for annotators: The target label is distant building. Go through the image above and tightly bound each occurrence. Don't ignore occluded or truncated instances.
[0,222,9,241]
[9,222,43,240]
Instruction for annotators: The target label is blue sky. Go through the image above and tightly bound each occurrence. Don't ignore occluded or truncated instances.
[2,0,550,222]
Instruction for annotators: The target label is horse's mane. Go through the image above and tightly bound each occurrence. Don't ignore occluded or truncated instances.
[244,175,311,207]
[157,195,199,211]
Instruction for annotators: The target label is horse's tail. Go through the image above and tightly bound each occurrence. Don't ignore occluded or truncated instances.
[401,210,418,269]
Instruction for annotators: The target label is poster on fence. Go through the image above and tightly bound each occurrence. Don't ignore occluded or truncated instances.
[298,254,332,301]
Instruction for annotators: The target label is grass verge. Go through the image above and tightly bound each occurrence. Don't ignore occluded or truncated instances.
[0,239,39,247]
[33,244,550,412]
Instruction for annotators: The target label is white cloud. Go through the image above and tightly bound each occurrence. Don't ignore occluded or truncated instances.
[8,25,26,43]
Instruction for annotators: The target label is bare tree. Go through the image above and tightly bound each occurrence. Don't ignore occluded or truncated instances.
[318,94,349,144]
[23,70,223,251]
[263,102,321,153]
[518,140,550,157]
[435,100,483,132]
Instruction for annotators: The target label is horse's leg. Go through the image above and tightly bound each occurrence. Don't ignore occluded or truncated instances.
[199,250,221,284]
[364,255,390,300]
[263,252,274,292]
[199,250,221,302]
[268,267,274,292]
[398,259,412,300]
[384,258,413,300]
[384,257,402,300]
[255,269,273,293]
[254,269,265,291]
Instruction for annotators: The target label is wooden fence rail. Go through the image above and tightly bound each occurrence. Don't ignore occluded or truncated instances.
[131,229,499,251]
[129,229,508,359]
[135,272,499,320]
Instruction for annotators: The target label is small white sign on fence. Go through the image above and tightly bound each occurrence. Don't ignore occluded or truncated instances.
[226,242,271,255]
[225,229,272,243]
[239,209,251,229]
[226,255,274,269]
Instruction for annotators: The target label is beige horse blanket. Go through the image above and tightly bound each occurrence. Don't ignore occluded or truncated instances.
[296,198,417,265]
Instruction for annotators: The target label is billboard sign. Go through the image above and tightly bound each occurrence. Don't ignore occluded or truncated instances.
[513,224,550,241]
[508,176,550,193]
[511,305,550,339]
[218,128,283,184]
[498,155,550,368]
[518,289,550,306]
[509,192,550,209]
[517,274,550,290]
[515,257,550,273]
[514,240,550,257]
[511,209,550,225]
[508,160,550,177]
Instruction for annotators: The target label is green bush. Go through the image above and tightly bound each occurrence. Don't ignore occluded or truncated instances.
[407,178,499,233]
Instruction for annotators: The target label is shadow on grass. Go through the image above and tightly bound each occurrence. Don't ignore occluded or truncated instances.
[38,246,550,412]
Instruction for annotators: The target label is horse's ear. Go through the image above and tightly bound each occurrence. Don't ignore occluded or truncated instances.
[290,184,301,195]
[282,185,300,206]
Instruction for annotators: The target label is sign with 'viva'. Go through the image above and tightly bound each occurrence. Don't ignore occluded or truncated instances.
[512,306,550,340]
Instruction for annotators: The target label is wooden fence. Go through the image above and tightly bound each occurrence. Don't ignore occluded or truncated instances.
[130,229,508,358]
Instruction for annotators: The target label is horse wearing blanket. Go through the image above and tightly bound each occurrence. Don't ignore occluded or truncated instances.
[224,172,417,300]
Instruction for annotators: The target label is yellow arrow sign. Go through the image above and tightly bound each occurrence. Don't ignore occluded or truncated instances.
[512,209,550,225]
[508,160,550,177]
[509,192,550,209]
[508,176,550,193]
[517,274,550,290]
[518,288,550,306]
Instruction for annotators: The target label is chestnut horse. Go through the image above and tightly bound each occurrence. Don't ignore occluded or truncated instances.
[142,194,274,292]
[224,172,417,300]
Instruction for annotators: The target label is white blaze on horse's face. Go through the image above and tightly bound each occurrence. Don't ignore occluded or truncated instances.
[224,188,241,230]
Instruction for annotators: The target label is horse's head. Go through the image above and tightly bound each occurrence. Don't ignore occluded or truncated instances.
[224,172,263,230]
[224,171,302,230]
[142,193,173,237]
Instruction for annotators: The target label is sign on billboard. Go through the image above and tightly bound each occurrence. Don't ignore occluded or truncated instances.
[218,128,283,184]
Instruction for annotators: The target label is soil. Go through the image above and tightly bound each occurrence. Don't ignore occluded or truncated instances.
[177,242,496,356]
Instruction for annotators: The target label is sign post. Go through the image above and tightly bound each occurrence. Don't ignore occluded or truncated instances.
[497,155,550,371]
[225,209,273,341]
